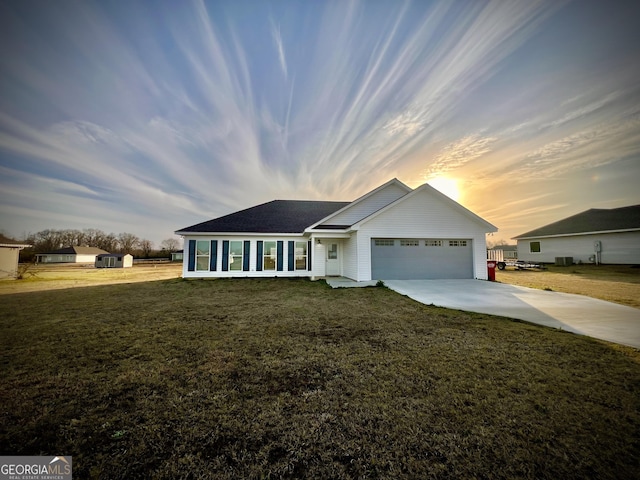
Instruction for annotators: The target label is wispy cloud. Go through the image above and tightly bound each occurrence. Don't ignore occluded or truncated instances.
[0,0,638,243]
[270,18,288,80]
[422,134,498,179]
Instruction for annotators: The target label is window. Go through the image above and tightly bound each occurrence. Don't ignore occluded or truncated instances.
[374,239,394,246]
[400,240,419,246]
[328,243,338,260]
[425,240,442,247]
[196,240,210,271]
[295,241,307,270]
[264,241,276,271]
[229,241,243,271]
[449,240,467,247]
[530,241,541,253]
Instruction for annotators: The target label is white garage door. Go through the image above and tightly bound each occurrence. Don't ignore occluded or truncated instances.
[371,238,473,280]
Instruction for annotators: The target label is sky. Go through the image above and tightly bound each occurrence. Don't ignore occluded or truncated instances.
[1,0,639,246]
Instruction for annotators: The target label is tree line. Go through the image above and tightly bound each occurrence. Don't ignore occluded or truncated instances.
[20,228,181,261]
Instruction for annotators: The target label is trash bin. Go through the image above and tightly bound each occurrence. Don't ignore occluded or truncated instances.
[487,261,496,281]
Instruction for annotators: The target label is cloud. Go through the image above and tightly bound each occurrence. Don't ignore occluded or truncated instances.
[270,19,288,80]
[422,134,498,179]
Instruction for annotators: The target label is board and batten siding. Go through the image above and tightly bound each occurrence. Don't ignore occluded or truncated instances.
[517,231,640,264]
[319,182,408,226]
[354,189,490,281]
[181,236,316,278]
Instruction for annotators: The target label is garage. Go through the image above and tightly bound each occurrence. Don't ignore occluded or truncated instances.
[371,238,473,280]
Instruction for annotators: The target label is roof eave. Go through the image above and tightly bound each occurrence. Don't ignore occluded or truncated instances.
[306,178,412,230]
[352,183,498,232]
[175,231,307,237]
[514,227,640,240]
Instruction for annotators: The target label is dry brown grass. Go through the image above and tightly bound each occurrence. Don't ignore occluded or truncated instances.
[0,263,183,295]
[1,278,639,479]
[497,264,640,308]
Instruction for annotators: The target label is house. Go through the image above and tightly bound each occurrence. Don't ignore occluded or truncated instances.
[171,250,184,262]
[0,234,32,279]
[175,179,497,281]
[35,246,109,264]
[95,253,133,268]
[513,205,640,265]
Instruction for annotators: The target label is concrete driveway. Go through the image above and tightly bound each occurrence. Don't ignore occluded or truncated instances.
[384,280,640,349]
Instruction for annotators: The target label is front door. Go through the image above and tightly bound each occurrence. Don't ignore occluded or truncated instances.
[326,242,340,276]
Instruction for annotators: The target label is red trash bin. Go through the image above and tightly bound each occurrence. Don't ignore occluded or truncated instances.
[487,261,496,281]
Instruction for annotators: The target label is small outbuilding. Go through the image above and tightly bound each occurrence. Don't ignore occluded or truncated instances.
[95,253,133,268]
[171,250,184,262]
[0,234,32,279]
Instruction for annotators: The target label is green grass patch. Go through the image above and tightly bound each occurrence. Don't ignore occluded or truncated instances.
[1,278,639,479]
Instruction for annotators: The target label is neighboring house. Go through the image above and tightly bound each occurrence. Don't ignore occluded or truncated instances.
[95,253,133,268]
[0,234,31,279]
[175,179,497,281]
[171,250,184,262]
[513,205,640,265]
[35,246,109,264]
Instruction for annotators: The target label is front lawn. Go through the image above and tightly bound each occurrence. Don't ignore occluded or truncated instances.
[1,278,638,479]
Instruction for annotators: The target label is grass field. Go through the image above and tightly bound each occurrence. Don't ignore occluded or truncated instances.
[1,277,639,479]
[496,264,640,308]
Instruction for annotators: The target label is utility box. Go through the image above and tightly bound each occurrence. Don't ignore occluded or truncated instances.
[554,256,573,266]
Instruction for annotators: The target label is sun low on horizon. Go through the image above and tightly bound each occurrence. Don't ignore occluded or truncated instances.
[427,176,462,203]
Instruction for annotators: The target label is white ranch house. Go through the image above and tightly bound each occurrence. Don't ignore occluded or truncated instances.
[514,205,640,265]
[35,246,109,264]
[176,179,497,281]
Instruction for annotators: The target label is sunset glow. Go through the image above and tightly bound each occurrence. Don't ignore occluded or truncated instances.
[428,177,462,203]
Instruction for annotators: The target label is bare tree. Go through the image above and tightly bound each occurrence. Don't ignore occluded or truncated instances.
[160,238,180,252]
[99,233,119,253]
[138,239,154,258]
[117,232,140,254]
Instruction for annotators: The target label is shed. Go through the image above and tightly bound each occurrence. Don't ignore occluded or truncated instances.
[0,234,32,279]
[95,253,133,268]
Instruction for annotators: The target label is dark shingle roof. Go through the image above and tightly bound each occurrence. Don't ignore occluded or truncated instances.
[176,200,351,234]
[39,246,109,255]
[514,205,640,239]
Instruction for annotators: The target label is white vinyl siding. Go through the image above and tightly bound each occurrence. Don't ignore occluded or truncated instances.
[182,236,316,279]
[319,182,408,226]
[516,231,640,264]
[354,188,490,281]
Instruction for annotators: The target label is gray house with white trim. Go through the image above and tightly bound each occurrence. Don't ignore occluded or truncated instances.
[175,179,497,281]
[514,205,640,265]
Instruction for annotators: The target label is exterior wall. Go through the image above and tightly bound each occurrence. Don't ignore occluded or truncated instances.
[517,231,640,264]
[95,254,133,268]
[122,255,133,268]
[341,233,358,280]
[37,254,98,263]
[37,254,75,263]
[75,254,98,263]
[355,189,490,281]
[181,235,316,278]
[320,183,408,226]
[0,247,20,279]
